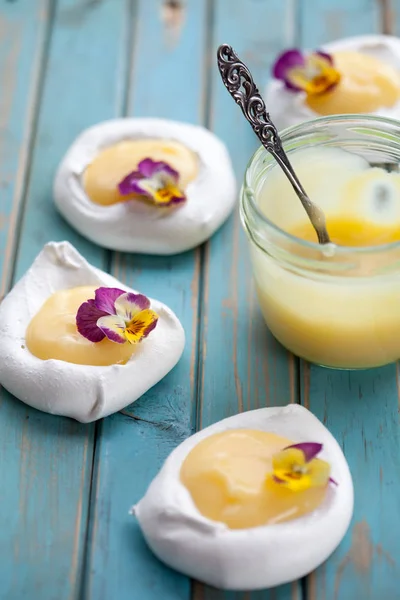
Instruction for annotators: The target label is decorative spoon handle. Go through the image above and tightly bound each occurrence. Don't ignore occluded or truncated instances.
[217,44,330,245]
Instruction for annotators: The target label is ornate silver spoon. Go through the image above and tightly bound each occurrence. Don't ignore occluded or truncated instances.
[217,44,331,245]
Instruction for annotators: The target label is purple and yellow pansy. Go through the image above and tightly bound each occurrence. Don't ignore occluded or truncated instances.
[269,442,337,492]
[76,287,158,345]
[273,49,341,96]
[118,158,186,207]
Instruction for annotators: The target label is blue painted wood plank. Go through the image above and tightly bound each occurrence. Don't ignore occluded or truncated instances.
[0,0,49,297]
[0,1,127,598]
[84,1,208,599]
[194,1,301,599]
[303,367,400,600]
[300,0,379,45]
[299,2,400,599]
[130,0,207,121]
[14,0,129,277]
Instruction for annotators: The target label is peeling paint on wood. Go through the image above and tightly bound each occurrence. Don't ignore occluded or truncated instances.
[334,521,395,598]
[58,0,103,26]
[378,0,395,35]
[161,0,186,47]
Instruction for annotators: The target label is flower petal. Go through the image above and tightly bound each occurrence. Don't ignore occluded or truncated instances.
[139,179,186,206]
[316,50,333,65]
[94,287,125,314]
[274,473,313,492]
[124,309,159,344]
[271,442,333,492]
[273,48,339,94]
[308,458,331,487]
[286,53,340,95]
[114,292,151,322]
[97,314,127,344]
[285,442,323,463]
[117,158,185,206]
[118,158,179,196]
[118,171,148,196]
[272,49,305,90]
[272,447,306,472]
[76,299,108,342]
[138,158,179,182]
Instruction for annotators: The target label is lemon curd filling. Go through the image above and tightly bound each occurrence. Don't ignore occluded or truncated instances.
[307,51,400,115]
[83,139,199,206]
[26,286,136,366]
[180,430,327,529]
[291,216,400,246]
[251,145,400,368]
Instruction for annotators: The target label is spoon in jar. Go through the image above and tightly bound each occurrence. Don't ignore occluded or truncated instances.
[217,43,331,245]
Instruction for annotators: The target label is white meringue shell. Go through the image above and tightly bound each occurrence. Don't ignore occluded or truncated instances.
[54,118,237,254]
[0,241,185,422]
[266,35,400,130]
[134,404,353,590]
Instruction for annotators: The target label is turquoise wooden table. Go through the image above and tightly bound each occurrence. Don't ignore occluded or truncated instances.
[1,0,399,598]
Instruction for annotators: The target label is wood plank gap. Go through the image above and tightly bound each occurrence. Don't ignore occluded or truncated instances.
[193,243,206,431]
[288,2,306,599]
[108,0,137,281]
[300,576,308,600]
[377,0,394,35]
[77,420,102,600]
[2,0,56,294]
[193,0,215,435]
[293,355,301,405]
[286,0,304,418]
[286,0,303,413]
[287,0,302,48]
[199,0,215,128]
[191,0,215,596]
[104,249,113,274]
[119,0,138,117]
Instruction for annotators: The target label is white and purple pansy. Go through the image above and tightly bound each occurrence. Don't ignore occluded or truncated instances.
[273,49,341,95]
[76,287,158,345]
[118,157,186,206]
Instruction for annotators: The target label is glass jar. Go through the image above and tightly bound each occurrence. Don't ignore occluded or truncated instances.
[240,115,400,369]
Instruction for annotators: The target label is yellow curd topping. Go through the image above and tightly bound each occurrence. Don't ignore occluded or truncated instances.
[180,430,327,529]
[83,139,198,206]
[26,286,136,366]
[291,216,400,247]
[306,51,400,115]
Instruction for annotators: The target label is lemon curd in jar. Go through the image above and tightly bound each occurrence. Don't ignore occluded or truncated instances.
[83,139,198,206]
[242,119,400,369]
[180,430,327,529]
[307,51,400,116]
[26,286,135,366]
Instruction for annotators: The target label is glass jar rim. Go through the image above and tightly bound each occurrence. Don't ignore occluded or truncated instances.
[242,113,400,256]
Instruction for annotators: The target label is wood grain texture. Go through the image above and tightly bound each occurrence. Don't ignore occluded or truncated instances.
[193,1,300,599]
[300,1,400,599]
[0,1,127,598]
[0,0,50,298]
[1,0,399,598]
[300,0,379,42]
[83,1,208,599]
[14,0,128,275]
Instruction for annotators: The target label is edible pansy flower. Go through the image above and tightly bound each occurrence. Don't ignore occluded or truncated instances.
[272,49,341,95]
[76,287,158,345]
[270,442,337,492]
[118,158,186,206]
